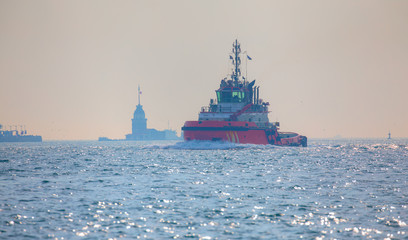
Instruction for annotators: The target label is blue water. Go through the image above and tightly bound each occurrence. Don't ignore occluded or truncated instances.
[1,139,407,239]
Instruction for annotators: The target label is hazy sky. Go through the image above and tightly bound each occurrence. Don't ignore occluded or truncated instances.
[1,0,407,140]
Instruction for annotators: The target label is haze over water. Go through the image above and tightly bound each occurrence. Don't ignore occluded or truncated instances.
[1,139,407,239]
[1,1,408,239]
[1,1,408,140]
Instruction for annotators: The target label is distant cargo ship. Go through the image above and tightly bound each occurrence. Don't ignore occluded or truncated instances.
[0,124,42,142]
[182,40,307,147]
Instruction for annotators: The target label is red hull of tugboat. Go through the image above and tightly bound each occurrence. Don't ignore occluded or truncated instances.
[182,121,307,146]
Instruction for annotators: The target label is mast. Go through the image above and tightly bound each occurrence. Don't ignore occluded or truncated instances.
[138,85,141,106]
[232,39,241,87]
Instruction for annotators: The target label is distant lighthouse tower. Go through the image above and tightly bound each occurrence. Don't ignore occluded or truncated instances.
[130,85,147,137]
[388,131,391,140]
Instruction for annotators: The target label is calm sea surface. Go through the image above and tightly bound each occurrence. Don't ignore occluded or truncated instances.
[0,139,407,239]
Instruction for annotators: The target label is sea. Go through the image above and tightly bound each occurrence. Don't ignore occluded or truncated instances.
[0,139,407,239]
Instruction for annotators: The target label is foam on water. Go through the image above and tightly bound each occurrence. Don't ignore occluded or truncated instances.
[152,140,263,150]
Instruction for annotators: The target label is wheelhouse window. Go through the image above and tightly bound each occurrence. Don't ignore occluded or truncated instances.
[232,91,245,102]
[217,89,245,103]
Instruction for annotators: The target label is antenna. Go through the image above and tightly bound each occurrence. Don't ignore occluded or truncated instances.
[243,51,247,86]
[138,85,141,106]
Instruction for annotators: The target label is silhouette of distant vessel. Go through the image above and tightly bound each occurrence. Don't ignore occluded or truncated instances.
[0,124,42,142]
[99,86,180,141]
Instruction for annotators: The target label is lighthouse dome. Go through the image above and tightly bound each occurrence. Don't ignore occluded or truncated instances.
[133,104,146,119]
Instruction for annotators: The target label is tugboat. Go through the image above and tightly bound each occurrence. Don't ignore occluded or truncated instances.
[182,40,307,147]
